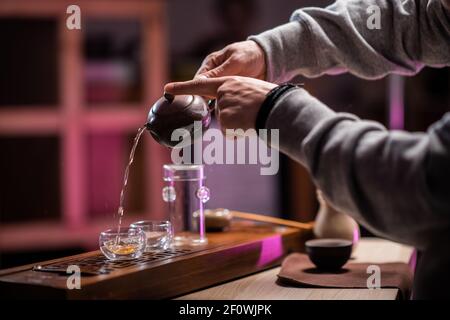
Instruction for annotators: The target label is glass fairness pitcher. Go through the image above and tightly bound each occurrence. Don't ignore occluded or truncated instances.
[162,164,209,246]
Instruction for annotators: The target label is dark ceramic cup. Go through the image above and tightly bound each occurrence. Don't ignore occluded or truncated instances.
[305,238,353,271]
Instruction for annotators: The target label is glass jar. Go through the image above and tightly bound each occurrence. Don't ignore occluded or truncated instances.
[162,164,209,246]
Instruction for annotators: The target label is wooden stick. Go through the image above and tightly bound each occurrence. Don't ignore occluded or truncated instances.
[231,211,313,230]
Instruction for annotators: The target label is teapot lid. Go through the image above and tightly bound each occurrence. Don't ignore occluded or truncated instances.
[151,93,195,116]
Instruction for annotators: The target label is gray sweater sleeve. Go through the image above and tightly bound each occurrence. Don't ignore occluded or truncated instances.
[249,0,450,82]
[251,0,450,248]
[266,88,450,249]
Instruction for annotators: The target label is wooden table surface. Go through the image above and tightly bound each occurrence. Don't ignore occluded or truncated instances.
[178,238,414,300]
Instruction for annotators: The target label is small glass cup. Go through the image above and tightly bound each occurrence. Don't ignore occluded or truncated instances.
[130,220,172,251]
[99,227,146,260]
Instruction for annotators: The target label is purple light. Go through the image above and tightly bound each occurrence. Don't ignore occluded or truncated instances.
[409,249,418,273]
[388,75,405,130]
[257,234,283,267]
[353,226,360,245]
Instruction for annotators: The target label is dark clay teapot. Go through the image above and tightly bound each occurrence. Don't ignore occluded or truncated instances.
[145,93,214,148]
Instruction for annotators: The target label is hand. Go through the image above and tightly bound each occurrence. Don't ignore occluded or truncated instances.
[195,41,267,80]
[164,76,277,132]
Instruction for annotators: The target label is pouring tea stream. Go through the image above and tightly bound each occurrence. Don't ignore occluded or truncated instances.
[114,94,214,247]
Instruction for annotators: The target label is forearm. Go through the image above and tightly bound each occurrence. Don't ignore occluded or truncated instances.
[250,0,450,82]
[266,88,450,249]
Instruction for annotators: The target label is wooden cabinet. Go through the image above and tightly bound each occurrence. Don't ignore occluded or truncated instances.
[0,0,170,256]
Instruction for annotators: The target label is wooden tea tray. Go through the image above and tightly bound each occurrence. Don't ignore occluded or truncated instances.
[0,214,313,299]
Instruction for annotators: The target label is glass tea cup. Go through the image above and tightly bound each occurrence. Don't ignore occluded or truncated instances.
[130,220,172,251]
[99,227,146,260]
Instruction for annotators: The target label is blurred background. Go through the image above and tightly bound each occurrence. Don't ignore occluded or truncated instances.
[0,0,449,269]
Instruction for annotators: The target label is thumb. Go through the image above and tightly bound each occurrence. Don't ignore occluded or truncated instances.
[164,77,227,98]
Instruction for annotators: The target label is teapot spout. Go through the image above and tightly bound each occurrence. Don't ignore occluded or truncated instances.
[144,121,152,132]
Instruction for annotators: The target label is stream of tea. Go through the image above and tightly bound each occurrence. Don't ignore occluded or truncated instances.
[114,125,146,248]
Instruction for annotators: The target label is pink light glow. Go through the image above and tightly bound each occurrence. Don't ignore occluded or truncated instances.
[353,226,360,245]
[408,249,418,299]
[389,75,405,130]
[256,234,283,267]
[409,249,418,273]
[88,134,124,217]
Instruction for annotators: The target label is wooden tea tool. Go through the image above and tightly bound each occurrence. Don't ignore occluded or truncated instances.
[204,208,314,231]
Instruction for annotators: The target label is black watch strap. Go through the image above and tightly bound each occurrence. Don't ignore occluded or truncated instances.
[255,83,303,131]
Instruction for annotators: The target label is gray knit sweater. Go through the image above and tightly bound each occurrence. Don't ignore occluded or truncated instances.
[249,0,450,250]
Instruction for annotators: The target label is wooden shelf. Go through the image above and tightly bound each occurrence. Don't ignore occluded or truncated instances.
[0,0,161,18]
[0,107,149,134]
[84,107,147,131]
[0,214,150,252]
[0,108,61,134]
[0,0,169,253]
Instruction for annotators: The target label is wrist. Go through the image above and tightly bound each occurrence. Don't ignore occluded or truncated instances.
[248,40,267,80]
[255,83,302,131]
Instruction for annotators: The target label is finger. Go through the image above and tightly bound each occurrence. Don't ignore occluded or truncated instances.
[195,60,215,77]
[195,50,227,77]
[193,74,208,81]
[200,58,236,79]
[191,75,213,101]
[164,77,227,97]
